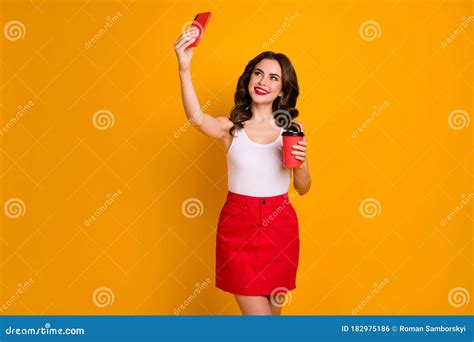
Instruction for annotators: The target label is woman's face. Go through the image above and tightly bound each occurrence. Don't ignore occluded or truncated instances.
[248,59,283,105]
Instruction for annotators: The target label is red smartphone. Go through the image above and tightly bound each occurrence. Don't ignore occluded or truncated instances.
[188,12,212,48]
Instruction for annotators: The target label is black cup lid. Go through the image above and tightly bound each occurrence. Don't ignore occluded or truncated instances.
[282,130,305,137]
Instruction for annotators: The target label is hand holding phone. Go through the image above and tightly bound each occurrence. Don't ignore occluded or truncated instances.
[188,12,212,48]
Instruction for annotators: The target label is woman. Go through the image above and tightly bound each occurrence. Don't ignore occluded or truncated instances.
[174,27,312,315]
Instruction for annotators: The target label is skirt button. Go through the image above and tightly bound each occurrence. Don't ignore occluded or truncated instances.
[262,199,266,204]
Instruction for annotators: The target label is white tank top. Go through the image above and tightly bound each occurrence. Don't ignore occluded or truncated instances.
[226,126,291,197]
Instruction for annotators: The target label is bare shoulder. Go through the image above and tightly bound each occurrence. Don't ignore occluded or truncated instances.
[215,116,234,131]
[193,113,234,140]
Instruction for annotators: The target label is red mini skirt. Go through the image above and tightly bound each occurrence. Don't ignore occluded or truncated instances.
[215,191,300,296]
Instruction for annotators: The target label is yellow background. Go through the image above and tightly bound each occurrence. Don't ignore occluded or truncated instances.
[0,0,472,315]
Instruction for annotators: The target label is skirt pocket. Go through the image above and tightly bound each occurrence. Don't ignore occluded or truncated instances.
[217,201,250,234]
[221,201,242,217]
[283,202,299,228]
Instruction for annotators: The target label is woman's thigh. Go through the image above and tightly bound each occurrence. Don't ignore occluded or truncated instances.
[267,295,282,315]
[234,295,272,315]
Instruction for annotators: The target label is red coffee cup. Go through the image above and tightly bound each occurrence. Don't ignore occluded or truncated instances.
[282,130,305,168]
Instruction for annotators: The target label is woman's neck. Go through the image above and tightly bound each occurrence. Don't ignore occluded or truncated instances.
[249,102,273,122]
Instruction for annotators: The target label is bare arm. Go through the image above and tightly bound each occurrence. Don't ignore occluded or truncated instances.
[294,156,311,195]
[178,68,233,139]
[292,120,312,195]
[174,27,232,139]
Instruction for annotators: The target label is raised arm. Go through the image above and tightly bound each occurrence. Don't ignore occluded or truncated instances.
[174,27,233,139]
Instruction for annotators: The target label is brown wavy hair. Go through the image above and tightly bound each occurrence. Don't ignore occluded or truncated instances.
[228,51,300,137]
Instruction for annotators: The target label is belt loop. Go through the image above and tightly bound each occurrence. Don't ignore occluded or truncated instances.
[243,197,248,209]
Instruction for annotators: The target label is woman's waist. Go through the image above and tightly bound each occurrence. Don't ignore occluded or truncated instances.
[225,190,290,208]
